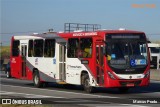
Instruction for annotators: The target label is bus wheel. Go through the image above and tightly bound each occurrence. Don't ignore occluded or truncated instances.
[118,87,129,93]
[83,75,94,93]
[33,71,42,88]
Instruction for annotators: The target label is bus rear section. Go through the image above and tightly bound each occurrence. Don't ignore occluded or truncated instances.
[10,36,31,80]
[10,35,59,83]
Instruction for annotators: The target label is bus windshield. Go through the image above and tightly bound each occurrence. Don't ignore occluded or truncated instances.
[105,34,148,70]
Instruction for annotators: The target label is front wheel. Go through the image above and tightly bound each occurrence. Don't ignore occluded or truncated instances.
[82,75,94,93]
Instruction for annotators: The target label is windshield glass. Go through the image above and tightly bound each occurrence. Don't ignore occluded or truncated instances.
[106,34,148,69]
[149,47,160,53]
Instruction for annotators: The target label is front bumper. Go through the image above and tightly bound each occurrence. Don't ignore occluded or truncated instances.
[104,76,150,88]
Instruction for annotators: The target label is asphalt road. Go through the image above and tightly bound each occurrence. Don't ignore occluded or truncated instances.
[0,72,160,107]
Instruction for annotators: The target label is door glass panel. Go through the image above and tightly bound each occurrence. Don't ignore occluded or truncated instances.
[21,45,27,77]
[59,43,66,81]
[96,46,99,64]
[59,45,62,62]
[100,46,104,66]
[12,40,20,56]
[96,44,104,85]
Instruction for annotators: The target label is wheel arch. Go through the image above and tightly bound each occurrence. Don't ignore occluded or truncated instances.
[33,68,38,74]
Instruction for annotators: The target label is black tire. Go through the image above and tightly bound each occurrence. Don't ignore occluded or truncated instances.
[33,71,43,88]
[82,74,94,93]
[118,87,129,93]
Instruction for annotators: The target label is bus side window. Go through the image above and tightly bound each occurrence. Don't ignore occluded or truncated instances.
[28,40,33,57]
[67,38,79,58]
[12,40,20,56]
[34,39,44,57]
[44,39,55,57]
[80,38,92,58]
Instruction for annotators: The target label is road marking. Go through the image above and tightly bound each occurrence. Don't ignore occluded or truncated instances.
[0,85,150,107]
[97,105,149,107]
[2,77,159,98]
[0,84,119,98]
[2,76,160,84]
[1,91,146,107]
[0,90,64,98]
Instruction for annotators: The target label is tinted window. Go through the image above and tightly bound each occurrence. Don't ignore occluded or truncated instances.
[28,40,33,57]
[34,39,43,57]
[80,38,92,58]
[12,40,20,56]
[67,38,79,58]
[44,39,55,57]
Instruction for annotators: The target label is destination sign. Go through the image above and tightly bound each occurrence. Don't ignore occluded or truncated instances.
[111,35,140,39]
[106,33,145,40]
[73,32,97,36]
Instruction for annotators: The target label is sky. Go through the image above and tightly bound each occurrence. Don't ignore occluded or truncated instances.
[0,0,160,45]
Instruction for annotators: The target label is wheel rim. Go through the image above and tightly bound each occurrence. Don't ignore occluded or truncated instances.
[84,79,91,92]
[34,75,39,85]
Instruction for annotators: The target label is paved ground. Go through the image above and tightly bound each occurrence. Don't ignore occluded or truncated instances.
[0,70,160,107]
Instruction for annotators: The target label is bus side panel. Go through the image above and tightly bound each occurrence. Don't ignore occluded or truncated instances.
[26,66,33,80]
[10,57,21,79]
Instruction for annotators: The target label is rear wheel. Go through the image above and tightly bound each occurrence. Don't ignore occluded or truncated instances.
[82,74,94,93]
[33,71,43,88]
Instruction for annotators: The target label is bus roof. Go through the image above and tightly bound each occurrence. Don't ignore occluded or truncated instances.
[98,29,144,34]
[12,30,145,40]
[13,32,59,40]
[58,30,145,38]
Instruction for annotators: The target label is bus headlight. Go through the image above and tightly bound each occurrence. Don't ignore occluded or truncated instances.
[108,71,116,80]
[144,70,150,78]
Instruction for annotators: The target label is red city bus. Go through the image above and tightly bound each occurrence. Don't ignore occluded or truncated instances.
[10,23,150,93]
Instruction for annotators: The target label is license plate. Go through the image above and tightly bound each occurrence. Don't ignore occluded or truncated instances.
[127,83,134,87]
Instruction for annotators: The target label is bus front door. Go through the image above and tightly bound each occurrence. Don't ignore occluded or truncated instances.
[96,44,104,86]
[21,45,27,78]
[58,43,66,81]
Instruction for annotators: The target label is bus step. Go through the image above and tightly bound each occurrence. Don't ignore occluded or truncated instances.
[57,81,67,84]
